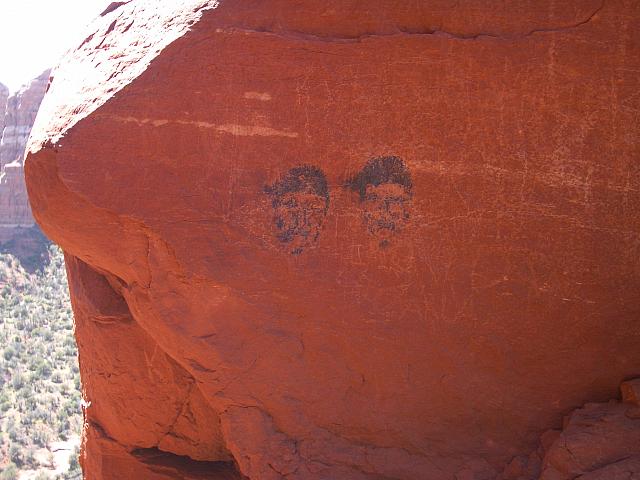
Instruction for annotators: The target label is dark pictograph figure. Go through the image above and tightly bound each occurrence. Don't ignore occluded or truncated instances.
[265,166,330,254]
[348,156,413,246]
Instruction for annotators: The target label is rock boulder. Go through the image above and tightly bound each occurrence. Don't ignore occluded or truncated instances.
[25,1,640,479]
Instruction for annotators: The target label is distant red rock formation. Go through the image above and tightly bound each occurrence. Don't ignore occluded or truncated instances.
[0,83,8,144]
[0,70,49,241]
[1,71,50,169]
[25,1,640,479]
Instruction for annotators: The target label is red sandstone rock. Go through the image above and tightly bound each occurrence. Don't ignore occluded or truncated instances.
[0,71,49,264]
[65,256,231,461]
[0,162,35,231]
[0,70,49,168]
[622,379,640,406]
[83,421,240,480]
[539,400,640,479]
[25,1,640,479]
[0,82,8,140]
[575,457,640,480]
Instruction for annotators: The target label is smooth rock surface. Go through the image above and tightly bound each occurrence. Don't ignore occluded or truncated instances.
[25,1,640,479]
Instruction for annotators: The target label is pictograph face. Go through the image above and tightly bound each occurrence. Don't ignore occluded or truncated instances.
[349,156,413,246]
[265,166,330,255]
[362,182,412,240]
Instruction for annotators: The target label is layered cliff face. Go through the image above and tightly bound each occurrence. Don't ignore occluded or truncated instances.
[0,82,8,140]
[25,1,640,479]
[0,71,50,269]
[0,70,50,169]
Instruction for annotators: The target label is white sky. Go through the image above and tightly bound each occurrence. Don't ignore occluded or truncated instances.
[0,0,112,93]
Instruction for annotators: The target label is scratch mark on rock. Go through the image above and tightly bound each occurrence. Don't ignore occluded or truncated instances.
[100,114,298,138]
[244,91,272,101]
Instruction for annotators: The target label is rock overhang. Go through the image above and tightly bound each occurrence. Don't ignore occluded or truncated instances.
[24,1,640,479]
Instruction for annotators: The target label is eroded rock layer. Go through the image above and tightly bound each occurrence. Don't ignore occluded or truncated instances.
[0,71,50,269]
[25,1,640,479]
[0,70,50,169]
[0,83,8,138]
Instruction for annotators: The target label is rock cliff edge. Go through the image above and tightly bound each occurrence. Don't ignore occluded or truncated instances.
[25,1,640,479]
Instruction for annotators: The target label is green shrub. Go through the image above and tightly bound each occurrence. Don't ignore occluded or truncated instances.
[3,346,16,361]
[33,426,50,447]
[0,463,19,480]
[6,417,19,441]
[68,445,81,472]
[39,363,53,379]
[23,448,36,467]
[8,443,23,466]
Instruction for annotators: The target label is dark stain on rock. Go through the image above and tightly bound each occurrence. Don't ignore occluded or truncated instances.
[265,166,330,254]
[347,156,412,245]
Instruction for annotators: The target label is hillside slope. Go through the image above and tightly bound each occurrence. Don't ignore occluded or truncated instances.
[0,246,81,480]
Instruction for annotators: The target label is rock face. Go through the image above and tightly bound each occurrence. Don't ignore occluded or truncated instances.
[0,71,50,268]
[0,70,50,169]
[25,1,640,479]
[0,82,8,141]
[539,401,640,479]
[496,383,640,480]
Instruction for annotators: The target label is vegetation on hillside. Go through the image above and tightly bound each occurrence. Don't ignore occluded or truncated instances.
[0,227,51,274]
[0,246,82,479]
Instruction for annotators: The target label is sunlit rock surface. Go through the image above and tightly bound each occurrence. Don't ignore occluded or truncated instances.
[25,1,640,478]
[0,71,50,269]
[0,70,50,169]
[0,82,8,140]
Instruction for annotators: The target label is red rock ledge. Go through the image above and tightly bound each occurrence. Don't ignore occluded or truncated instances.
[25,1,640,478]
